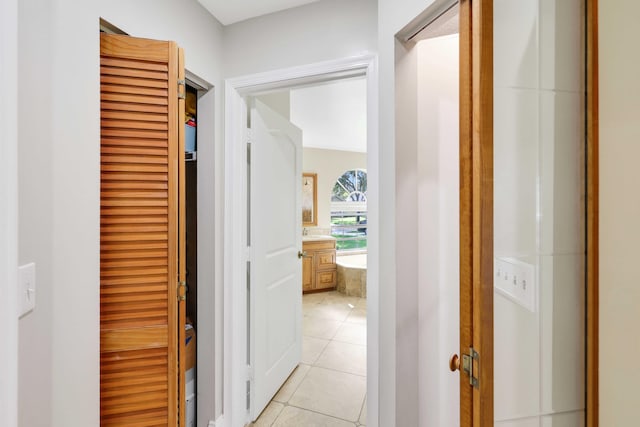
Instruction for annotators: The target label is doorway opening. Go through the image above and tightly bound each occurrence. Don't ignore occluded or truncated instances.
[395,3,461,425]
[251,76,369,426]
[223,55,378,427]
[395,0,591,424]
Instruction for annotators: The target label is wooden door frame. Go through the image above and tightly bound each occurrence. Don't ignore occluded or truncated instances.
[459,0,493,424]
[586,0,599,425]
[459,0,599,425]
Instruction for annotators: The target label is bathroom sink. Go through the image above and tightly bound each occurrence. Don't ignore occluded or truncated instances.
[302,235,336,242]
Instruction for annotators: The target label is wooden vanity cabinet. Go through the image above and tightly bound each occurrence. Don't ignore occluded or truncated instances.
[302,239,337,293]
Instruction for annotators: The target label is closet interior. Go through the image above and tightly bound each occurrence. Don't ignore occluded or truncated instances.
[184,82,199,427]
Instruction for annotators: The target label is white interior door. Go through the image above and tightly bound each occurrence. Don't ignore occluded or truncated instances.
[250,99,303,420]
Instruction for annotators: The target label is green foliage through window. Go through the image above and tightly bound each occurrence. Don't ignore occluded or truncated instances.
[331,169,367,251]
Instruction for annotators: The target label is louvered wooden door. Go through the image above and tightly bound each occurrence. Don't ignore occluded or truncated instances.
[100,33,186,426]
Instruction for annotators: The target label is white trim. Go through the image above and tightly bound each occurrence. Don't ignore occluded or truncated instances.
[230,55,374,95]
[0,0,19,425]
[224,53,379,427]
[396,0,459,43]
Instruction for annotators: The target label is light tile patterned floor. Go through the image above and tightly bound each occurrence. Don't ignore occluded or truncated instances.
[252,291,367,427]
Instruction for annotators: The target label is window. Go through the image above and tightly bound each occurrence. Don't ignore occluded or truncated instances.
[331,169,367,251]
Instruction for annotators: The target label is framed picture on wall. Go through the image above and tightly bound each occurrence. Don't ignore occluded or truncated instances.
[302,173,317,226]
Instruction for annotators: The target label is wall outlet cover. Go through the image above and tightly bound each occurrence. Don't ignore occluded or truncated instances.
[494,257,536,312]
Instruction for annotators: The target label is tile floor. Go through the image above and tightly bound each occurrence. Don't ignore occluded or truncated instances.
[252,291,367,427]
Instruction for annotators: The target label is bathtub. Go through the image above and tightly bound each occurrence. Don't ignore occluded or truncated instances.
[336,253,367,298]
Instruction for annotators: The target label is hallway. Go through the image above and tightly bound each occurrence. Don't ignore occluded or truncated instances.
[253,291,367,426]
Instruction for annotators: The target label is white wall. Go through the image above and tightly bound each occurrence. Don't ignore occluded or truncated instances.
[302,148,367,229]
[256,91,291,120]
[392,31,462,427]
[225,3,378,425]
[493,0,585,425]
[223,0,377,78]
[416,34,460,427]
[382,0,587,425]
[0,0,19,426]
[291,78,368,153]
[600,1,640,425]
[17,0,54,424]
[17,1,225,426]
[378,0,441,424]
[394,35,420,426]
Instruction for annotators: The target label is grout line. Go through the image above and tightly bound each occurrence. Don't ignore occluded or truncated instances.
[357,393,367,425]
[283,403,361,425]
[272,363,312,405]
[258,293,368,425]
[309,361,368,379]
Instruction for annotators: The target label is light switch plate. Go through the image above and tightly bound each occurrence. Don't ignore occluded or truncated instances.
[18,262,36,317]
[494,257,536,312]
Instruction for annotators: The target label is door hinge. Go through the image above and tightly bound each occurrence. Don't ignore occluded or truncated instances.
[178,79,186,100]
[177,281,187,301]
[246,379,251,410]
[462,347,479,388]
[247,365,254,381]
[246,365,253,410]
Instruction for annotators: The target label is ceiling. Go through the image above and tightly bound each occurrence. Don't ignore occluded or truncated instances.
[198,0,323,25]
[290,77,367,153]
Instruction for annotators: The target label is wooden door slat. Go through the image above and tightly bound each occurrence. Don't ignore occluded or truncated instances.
[101,173,168,183]
[101,289,167,301]
[100,249,168,259]
[101,84,169,98]
[102,128,168,140]
[101,217,168,227]
[101,111,168,124]
[102,374,166,391]
[102,154,169,165]
[102,147,168,159]
[101,164,169,174]
[101,326,168,353]
[101,382,168,399]
[101,369,167,383]
[101,92,169,106]
[100,243,169,254]
[101,75,169,89]
[100,265,168,277]
[100,255,167,267]
[100,66,169,81]
[101,181,169,191]
[101,310,168,323]
[101,298,168,309]
[101,101,168,115]
[101,119,169,132]
[100,56,169,72]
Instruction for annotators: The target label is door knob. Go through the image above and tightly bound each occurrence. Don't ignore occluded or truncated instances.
[449,353,460,372]
[298,251,308,259]
[449,349,480,388]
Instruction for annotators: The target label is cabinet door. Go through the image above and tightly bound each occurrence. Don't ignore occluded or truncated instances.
[315,250,336,271]
[302,254,313,292]
[100,33,185,426]
[315,270,337,290]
